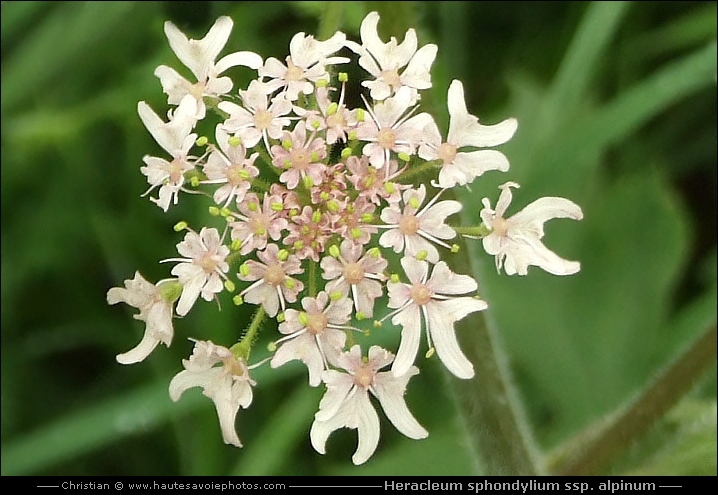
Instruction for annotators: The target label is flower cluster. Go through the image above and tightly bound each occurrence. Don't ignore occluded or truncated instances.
[108,12,583,465]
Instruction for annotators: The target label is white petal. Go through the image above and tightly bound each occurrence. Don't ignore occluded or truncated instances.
[352,392,381,465]
[116,330,160,365]
[215,51,263,74]
[390,305,422,377]
[373,368,428,439]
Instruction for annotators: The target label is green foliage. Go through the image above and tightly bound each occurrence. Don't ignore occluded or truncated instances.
[1,1,715,475]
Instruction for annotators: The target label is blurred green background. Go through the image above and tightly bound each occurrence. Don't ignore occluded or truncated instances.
[2,1,716,476]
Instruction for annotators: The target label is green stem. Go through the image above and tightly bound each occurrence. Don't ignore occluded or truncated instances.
[547,324,717,476]
[232,306,266,361]
[446,195,544,475]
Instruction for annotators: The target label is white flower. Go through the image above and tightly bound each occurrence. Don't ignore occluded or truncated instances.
[270,292,352,386]
[138,94,199,211]
[202,125,259,207]
[259,31,349,101]
[169,339,255,447]
[107,272,178,364]
[379,184,460,263]
[386,257,487,379]
[419,80,517,188]
[155,16,262,119]
[162,227,230,316]
[310,345,428,465]
[480,182,583,276]
[348,11,437,103]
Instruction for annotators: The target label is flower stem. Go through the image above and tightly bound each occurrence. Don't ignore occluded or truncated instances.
[232,306,266,361]
[448,202,544,475]
[546,324,717,476]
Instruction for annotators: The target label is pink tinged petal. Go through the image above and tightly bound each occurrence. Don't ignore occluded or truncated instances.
[320,255,344,280]
[311,397,352,455]
[427,298,487,379]
[154,65,192,105]
[116,331,161,365]
[165,17,233,80]
[172,265,206,316]
[205,76,233,96]
[450,149,510,181]
[351,392,382,465]
[390,304,422,377]
[386,281,412,309]
[372,368,428,439]
[481,233,504,256]
[379,228,404,253]
[169,367,221,402]
[495,181,520,218]
[420,200,461,235]
[400,256,429,285]
[437,163,471,188]
[215,51,263,74]
[446,80,518,147]
[401,44,437,89]
[315,370,355,421]
[354,279,383,317]
[404,234,439,263]
[511,197,584,228]
[427,261,477,295]
[214,391,243,447]
[271,334,325,387]
[514,236,581,276]
[145,300,174,344]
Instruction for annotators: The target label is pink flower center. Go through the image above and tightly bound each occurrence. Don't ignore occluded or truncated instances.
[305,312,328,335]
[437,142,457,164]
[248,215,269,235]
[492,217,509,237]
[410,283,432,306]
[380,68,402,88]
[168,158,185,184]
[353,363,374,388]
[377,128,396,150]
[399,214,420,235]
[227,164,245,186]
[200,253,219,273]
[343,262,365,285]
[285,60,304,82]
[264,264,286,286]
[254,110,273,131]
[289,149,310,171]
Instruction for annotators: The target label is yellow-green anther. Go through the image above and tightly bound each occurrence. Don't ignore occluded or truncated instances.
[363,329,371,337]
[270,202,283,212]
[416,250,428,261]
[231,239,242,251]
[373,320,382,328]
[248,202,258,212]
[320,191,330,201]
[301,225,310,235]
[209,206,220,216]
[282,139,292,150]
[219,207,231,217]
[398,152,411,162]
[303,175,314,189]
[341,147,352,159]
[228,136,242,147]
[329,245,340,258]
[256,227,266,236]
[316,78,329,88]
[390,273,400,284]
[233,295,244,305]
[327,200,339,212]
[190,176,200,187]
[311,151,319,161]
[267,341,277,352]
[225,215,236,223]
[409,197,420,209]
[174,221,188,232]
[356,311,366,321]
[348,130,358,141]
[327,102,339,116]
[239,263,250,277]
[361,213,373,223]
[284,278,295,289]
[329,290,343,301]
[356,109,365,122]
[278,249,289,262]
[224,280,236,292]
[312,120,321,130]
[289,208,299,217]
[159,280,183,303]
[196,136,208,147]
[293,240,304,250]
[367,247,381,258]
[384,182,396,194]
[312,210,322,223]
[298,312,308,326]
[350,227,362,239]
[451,244,460,253]
[425,347,436,359]
[238,170,250,180]
[283,159,291,169]
[277,312,285,323]
[338,72,348,83]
